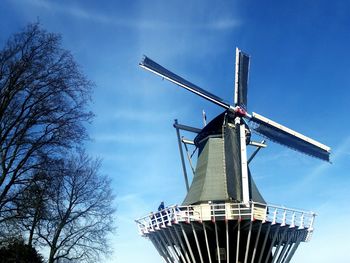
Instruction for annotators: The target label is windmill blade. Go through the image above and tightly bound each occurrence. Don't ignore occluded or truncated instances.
[250,112,331,162]
[234,48,250,109]
[140,56,231,110]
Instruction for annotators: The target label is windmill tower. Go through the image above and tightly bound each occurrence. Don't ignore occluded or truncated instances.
[136,48,330,263]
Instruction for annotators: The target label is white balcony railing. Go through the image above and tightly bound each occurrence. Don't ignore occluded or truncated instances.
[135,201,316,236]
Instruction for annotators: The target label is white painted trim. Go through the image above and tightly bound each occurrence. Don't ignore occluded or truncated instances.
[234,47,240,106]
[239,123,250,204]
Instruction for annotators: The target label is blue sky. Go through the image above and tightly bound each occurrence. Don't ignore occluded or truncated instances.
[1,0,350,262]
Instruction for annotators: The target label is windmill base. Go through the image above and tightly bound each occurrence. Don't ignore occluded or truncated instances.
[136,202,315,263]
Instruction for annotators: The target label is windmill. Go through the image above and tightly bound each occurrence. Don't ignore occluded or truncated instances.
[135,48,330,263]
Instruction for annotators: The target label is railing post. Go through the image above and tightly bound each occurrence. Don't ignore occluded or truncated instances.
[187,206,190,223]
[272,208,277,224]
[291,212,296,228]
[161,209,165,227]
[211,203,215,222]
[165,208,170,226]
[309,212,316,230]
[263,205,268,223]
[282,209,287,226]
[156,212,160,229]
[299,213,305,229]
[170,206,174,224]
[238,202,241,221]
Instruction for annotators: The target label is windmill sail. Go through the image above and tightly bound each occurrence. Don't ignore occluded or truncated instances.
[139,54,331,162]
[234,48,250,109]
[140,56,231,109]
[250,112,331,161]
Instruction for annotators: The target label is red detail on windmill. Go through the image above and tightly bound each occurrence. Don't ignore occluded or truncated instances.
[235,107,247,117]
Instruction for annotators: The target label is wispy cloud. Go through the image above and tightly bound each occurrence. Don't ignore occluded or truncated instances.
[207,18,241,30]
[17,0,136,27]
[292,135,350,190]
[93,132,169,145]
[15,0,240,31]
[111,109,177,122]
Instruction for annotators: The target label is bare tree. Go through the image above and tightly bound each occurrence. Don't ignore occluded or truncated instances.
[14,159,52,246]
[0,23,93,224]
[35,151,115,263]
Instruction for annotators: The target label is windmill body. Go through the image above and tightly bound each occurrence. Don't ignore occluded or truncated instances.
[135,48,330,263]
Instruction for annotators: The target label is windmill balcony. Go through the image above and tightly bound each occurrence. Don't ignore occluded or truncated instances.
[135,202,316,241]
